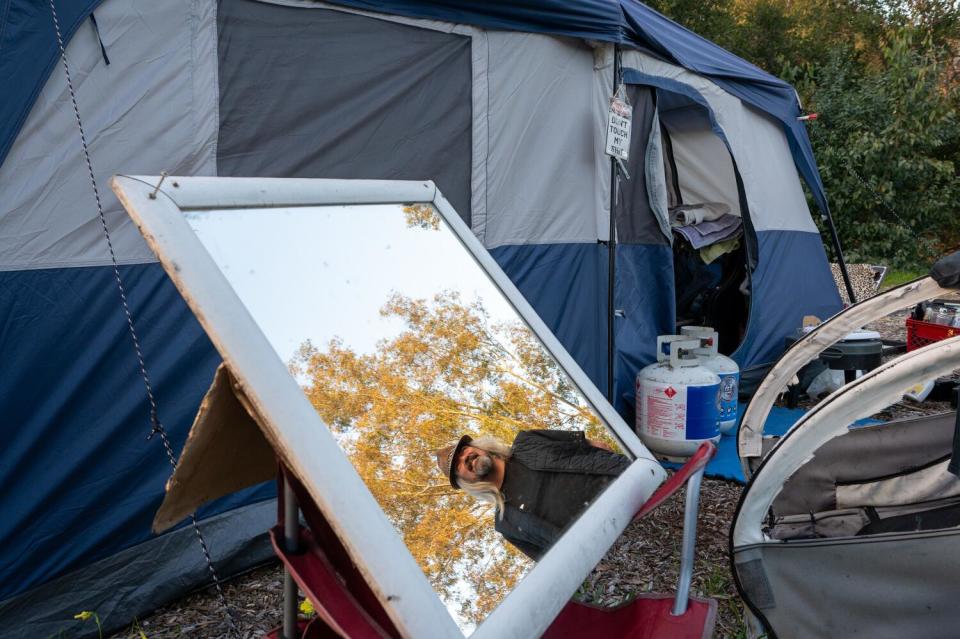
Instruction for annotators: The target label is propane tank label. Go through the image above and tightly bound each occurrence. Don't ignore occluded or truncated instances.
[640,382,687,441]
[718,372,740,421]
[638,382,720,441]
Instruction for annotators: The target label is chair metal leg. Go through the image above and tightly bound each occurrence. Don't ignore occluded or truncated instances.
[671,466,705,616]
[283,479,301,639]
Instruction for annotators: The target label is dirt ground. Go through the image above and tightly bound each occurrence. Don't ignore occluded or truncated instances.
[109,302,957,639]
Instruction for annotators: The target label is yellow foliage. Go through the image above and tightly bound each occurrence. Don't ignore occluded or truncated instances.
[292,290,611,623]
[402,204,441,230]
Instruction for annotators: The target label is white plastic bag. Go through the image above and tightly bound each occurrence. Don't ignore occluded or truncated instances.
[806,369,846,399]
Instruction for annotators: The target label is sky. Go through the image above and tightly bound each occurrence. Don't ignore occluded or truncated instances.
[184,204,522,364]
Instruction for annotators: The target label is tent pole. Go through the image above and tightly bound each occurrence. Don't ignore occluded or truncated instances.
[607,45,621,403]
[823,209,857,303]
[804,119,857,304]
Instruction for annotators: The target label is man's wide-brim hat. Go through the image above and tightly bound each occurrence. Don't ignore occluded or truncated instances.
[433,435,472,489]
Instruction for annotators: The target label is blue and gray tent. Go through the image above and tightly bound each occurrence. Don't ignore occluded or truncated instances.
[0,0,842,635]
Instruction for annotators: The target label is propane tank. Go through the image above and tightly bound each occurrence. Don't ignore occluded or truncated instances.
[636,335,721,461]
[681,326,740,435]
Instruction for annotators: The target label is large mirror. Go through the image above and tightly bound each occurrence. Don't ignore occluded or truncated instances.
[182,201,627,631]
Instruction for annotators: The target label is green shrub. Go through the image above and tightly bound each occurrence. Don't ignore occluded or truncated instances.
[785,27,960,269]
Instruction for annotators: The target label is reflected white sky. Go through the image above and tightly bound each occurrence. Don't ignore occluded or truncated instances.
[185,204,520,362]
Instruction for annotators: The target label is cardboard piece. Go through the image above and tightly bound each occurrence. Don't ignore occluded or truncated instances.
[153,364,276,533]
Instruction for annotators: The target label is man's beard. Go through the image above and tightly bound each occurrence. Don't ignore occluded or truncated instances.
[470,452,493,479]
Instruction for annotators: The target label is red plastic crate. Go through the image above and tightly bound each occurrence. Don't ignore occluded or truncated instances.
[906,317,959,351]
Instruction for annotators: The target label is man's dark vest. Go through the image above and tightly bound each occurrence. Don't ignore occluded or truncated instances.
[494,430,630,560]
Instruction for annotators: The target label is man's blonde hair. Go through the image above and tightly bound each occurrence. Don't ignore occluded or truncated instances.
[456,435,512,517]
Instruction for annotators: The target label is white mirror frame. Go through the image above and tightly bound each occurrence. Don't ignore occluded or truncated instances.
[111,175,666,639]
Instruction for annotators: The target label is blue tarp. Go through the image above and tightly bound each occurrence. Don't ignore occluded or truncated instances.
[666,404,882,483]
[1,0,827,213]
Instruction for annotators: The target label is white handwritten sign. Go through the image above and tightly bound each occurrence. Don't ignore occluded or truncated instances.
[605,94,632,161]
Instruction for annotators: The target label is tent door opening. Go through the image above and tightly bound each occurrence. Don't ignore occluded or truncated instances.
[658,89,753,355]
[616,84,754,357]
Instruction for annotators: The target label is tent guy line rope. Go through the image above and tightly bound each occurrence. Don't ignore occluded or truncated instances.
[805,118,922,244]
[45,2,239,635]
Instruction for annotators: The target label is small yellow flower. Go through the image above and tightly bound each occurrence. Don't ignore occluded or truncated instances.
[74,611,94,621]
[299,598,316,617]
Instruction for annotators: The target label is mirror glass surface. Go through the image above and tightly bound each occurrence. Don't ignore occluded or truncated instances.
[183,202,622,631]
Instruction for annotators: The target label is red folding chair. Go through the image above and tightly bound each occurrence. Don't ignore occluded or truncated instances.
[269,441,718,639]
[540,441,718,639]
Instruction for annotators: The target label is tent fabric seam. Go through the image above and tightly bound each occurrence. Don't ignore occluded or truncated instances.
[470,27,489,243]
[622,69,731,145]
[0,256,160,273]
[0,0,107,167]
[260,0,473,35]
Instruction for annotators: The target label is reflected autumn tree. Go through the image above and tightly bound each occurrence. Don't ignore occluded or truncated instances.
[402,203,441,230]
[290,290,611,624]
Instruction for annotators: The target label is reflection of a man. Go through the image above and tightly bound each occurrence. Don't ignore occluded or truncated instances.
[433,431,629,560]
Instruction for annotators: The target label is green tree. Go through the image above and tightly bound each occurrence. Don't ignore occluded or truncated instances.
[648,0,896,73]
[786,28,960,267]
[646,0,960,267]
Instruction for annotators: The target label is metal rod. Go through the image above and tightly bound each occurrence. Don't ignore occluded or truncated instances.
[606,45,621,403]
[801,121,857,304]
[671,467,705,616]
[283,478,301,639]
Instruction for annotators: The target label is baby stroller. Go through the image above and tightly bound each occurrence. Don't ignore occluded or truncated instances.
[731,253,960,638]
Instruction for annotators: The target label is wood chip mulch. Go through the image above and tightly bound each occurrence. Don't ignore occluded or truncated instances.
[578,477,744,638]
[112,296,958,639]
[107,564,285,639]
